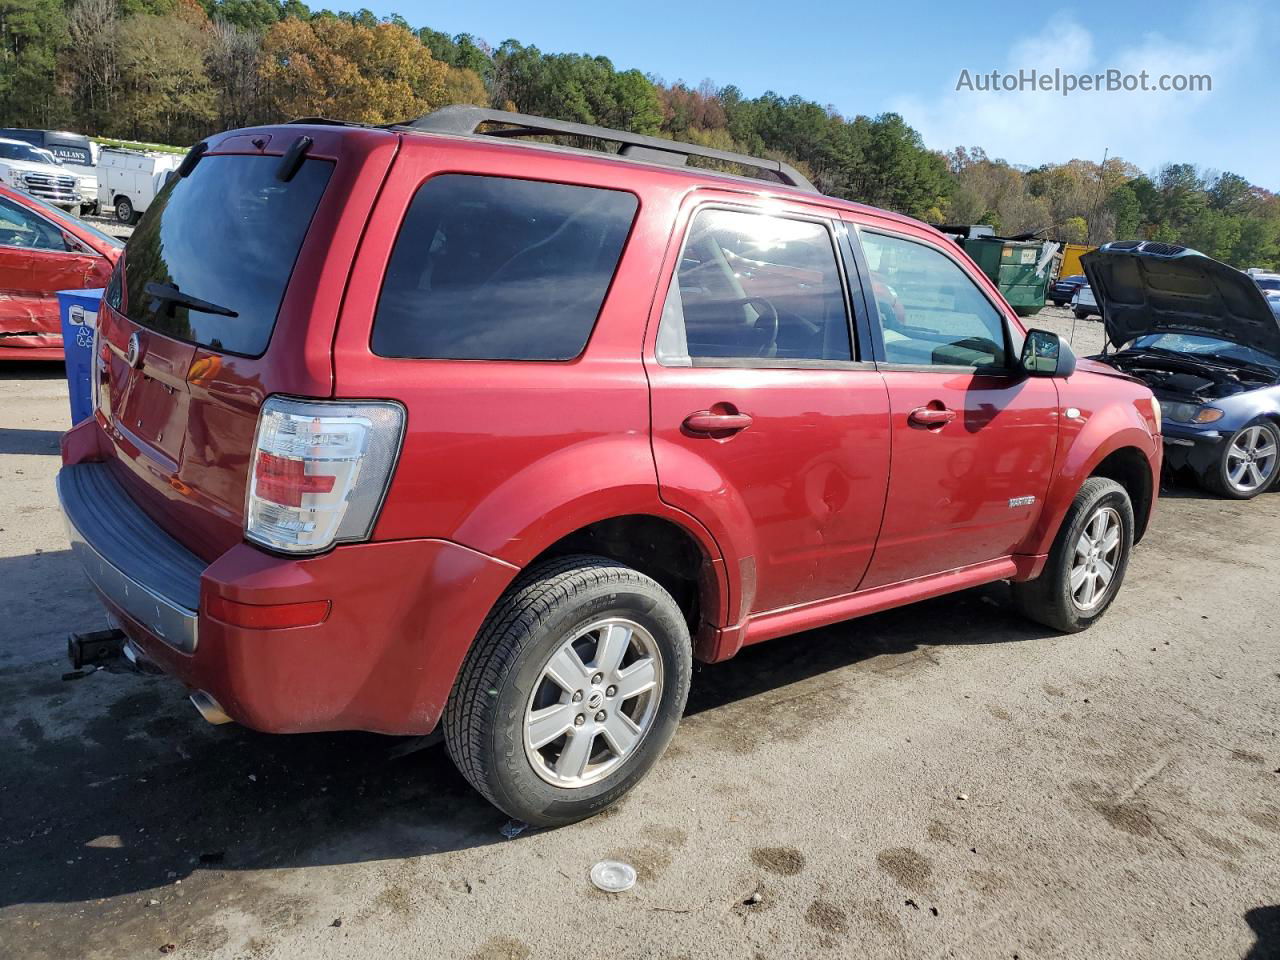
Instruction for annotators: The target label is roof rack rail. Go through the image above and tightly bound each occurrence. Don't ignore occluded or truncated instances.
[402,104,818,194]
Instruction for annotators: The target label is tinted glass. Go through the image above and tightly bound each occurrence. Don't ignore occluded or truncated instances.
[372,175,637,360]
[860,232,1008,369]
[123,155,332,356]
[657,208,851,364]
[0,196,66,250]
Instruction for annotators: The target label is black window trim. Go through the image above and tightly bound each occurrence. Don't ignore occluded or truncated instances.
[655,201,876,371]
[369,171,642,363]
[848,224,1023,377]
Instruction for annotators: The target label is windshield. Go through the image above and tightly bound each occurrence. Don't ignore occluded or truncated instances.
[17,191,122,250]
[1131,332,1280,370]
[0,142,55,164]
[1255,277,1280,292]
[122,154,332,356]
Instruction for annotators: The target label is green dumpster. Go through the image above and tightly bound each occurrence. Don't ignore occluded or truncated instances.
[996,241,1053,317]
[957,236,1054,317]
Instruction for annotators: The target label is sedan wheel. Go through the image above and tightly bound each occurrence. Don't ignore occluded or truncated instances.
[1212,420,1280,500]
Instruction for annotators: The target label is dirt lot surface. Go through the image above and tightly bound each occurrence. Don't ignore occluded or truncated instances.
[2,307,1278,960]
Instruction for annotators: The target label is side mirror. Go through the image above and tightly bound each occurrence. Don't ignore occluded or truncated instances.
[1020,328,1077,378]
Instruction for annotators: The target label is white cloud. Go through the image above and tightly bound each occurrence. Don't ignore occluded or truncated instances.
[893,8,1266,182]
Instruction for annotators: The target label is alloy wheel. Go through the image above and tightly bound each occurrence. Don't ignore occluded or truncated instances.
[523,618,662,788]
[1225,425,1278,494]
[1070,506,1122,611]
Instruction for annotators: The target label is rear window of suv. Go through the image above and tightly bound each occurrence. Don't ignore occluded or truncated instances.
[122,154,332,356]
[372,174,638,361]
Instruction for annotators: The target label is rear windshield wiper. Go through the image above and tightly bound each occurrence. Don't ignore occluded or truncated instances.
[145,282,238,318]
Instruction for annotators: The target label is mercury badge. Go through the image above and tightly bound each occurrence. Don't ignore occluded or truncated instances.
[126,331,142,368]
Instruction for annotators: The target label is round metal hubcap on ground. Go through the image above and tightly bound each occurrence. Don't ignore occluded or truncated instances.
[1070,506,1122,611]
[523,618,663,788]
[1226,426,1278,494]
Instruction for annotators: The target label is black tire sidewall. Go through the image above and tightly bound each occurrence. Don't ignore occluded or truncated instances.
[485,580,691,826]
[115,197,132,223]
[1045,481,1134,631]
[1212,419,1280,500]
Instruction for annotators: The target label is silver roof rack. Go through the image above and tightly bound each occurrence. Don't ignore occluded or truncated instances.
[402,104,818,194]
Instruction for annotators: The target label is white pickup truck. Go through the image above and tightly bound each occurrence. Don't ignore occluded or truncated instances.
[0,138,88,212]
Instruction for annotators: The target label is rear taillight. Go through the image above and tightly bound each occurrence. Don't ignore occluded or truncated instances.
[245,397,405,555]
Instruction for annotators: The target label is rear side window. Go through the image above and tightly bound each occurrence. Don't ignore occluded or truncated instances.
[372,175,638,361]
[123,155,332,356]
[657,208,852,364]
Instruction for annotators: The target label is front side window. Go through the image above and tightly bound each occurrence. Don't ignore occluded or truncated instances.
[372,175,638,361]
[859,231,1009,369]
[0,196,66,251]
[657,208,852,364]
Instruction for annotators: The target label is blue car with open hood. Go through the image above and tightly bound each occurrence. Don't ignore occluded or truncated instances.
[1086,241,1280,500]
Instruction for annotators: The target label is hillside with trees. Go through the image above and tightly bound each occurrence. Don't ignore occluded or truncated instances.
[1,0,1277,268]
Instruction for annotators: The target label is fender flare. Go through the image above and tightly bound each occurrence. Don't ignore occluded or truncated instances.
[1024,414,1158,556]
[450,434,732,622]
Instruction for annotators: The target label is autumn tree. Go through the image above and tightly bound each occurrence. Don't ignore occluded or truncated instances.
[114,0,216,143]
[261,16,446,124]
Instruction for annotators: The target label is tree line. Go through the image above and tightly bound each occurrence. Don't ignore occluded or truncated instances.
[1,0,1276,268]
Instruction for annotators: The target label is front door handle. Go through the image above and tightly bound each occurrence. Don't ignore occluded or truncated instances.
[908,406,957,428]
[683,411,753,436]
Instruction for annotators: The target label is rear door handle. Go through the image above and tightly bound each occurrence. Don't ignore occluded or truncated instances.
[683,411,753,435]
[908,406,956,428]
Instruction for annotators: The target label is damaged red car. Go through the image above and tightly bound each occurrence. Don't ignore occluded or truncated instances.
[0,183,122,360]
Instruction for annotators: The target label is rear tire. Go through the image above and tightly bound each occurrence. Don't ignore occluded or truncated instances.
[114,195,137,225]
[443,555,692,827]
[1206,418,1280,500]
[1012,477,1134,633]
[1073,308,1090,320]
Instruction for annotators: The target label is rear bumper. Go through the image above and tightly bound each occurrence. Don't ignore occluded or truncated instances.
[58,462,202,652]
[57,460,519,734]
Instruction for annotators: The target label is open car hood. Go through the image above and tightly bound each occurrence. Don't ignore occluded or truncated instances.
[1083,241,1280,359]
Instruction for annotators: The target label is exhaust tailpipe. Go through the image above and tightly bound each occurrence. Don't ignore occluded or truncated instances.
[190,690,234,725]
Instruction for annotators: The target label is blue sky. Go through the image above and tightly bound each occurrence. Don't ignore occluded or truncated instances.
[369,0,1279,189]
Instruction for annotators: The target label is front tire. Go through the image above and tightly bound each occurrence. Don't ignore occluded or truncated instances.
[1012,477,1134,633]
[1073,308,1090,320]
[1207,419,1280,500]
[444,555,692,827]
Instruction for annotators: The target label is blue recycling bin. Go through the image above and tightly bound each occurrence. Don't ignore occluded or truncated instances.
[58,288,104,425]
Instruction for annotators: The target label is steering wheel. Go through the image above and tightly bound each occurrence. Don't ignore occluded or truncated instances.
[740,296,779,355]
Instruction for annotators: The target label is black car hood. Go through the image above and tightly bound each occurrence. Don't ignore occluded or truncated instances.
[1082,241,1280,359]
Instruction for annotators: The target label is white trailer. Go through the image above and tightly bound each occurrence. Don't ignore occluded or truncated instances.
[96,148,182,224]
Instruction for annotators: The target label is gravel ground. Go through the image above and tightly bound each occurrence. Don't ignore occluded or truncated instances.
[1,307,1277,960]
[82,214,134,241]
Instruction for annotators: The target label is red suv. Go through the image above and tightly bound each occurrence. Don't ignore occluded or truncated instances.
[58,107,1161,826]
